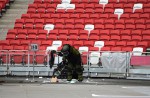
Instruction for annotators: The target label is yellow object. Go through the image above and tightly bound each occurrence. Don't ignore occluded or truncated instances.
[51,77,58,83]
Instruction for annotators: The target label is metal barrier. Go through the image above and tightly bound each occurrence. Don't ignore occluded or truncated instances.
[0,50,150,80]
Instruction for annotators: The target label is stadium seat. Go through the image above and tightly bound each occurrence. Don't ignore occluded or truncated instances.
[105,41,116,47]
[24,19,35,25]
[37,34,47,40]
[111,47,122,51]
[17,34,27,40]
[58,35,68,41]
[6,34,16,40]
[47,34,57,41]
[68,35,78,41]
[110,30,120,35]
[63,41,73,46]
[84,41,94,48]
[132,47,143,56]
[94,41,105,51]
[100,46,111,51]
[116,41,127,47]
[110,35,121,41]
[46,40,62,52]
[89,52,100,65]
[60,14,70,19]
[88,35,99,41]
[69,30,79,36]
[90,30,100,36]
[78,35,88,41]
[126,41,137,47]
[99,35,110,41]
[99,30,110,35]
[73,41,84,49]
[121,47,132,52]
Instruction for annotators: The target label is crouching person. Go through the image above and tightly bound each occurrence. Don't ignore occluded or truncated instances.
[51,44,84,82]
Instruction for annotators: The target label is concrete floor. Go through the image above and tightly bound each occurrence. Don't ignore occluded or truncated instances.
[0,77,150,98]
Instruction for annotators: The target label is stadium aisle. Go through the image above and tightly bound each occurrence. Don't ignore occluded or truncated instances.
[0,0,34,40]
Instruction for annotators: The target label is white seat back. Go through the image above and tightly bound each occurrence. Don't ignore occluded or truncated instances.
[46,41,62,51]
[52,40,62,47]
[132,47,143,56]
[79,46,89,54]
[89,52,100,65]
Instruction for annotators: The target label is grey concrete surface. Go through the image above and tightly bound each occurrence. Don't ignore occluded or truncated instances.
[0,77,150,98]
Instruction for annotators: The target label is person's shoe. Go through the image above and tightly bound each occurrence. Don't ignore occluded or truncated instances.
[67,75,72,81]
[78,75,83,82]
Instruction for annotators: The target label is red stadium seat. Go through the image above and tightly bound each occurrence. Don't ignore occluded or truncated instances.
[63,41,73,46]
[88,35,99,41]
[41,40,52,47]
[90,30,100,36]
[111,47,122,51]
[116,41,127,47]
[131,35,142,41]
[58,35,68,41]
[105,41,116,47]
[6,34,16,40]
[68,35,78,41]
[79,35,88,41]
[84,41,94,47]
[69,30,79,36]
[47,34,57,41]
[99,35,110,41]
[121,35,131,41]
[73,41,84,48]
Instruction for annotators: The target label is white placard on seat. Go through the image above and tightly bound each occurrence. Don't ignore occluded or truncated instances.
[62,0,71,4]
[133,3,143,13]
[94,41,104,51]
[66,4,75,9]
[57,4,67,9]
[44,24,54,33]
[84,24,94,34]
[99,0,108,9]
[114,9,124,20]
[46,40,62,51]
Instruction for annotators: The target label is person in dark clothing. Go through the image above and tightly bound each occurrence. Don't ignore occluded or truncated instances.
[50,44,84,82]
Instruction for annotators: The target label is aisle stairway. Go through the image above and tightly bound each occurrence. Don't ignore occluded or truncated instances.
[0,0,33,40]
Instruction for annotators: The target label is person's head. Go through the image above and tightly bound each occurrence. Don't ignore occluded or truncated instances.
[61,44,70,56]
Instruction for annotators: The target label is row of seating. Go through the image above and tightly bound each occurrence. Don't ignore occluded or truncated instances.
[28,3,150,9]
[5,33,148,40]
[15,18,150,25]
[20,13,150,20]
[33,0,150,4]
[7,29,150,36]
[0,40,148,51]
[26,8,150,14]
[13,23,150,30]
